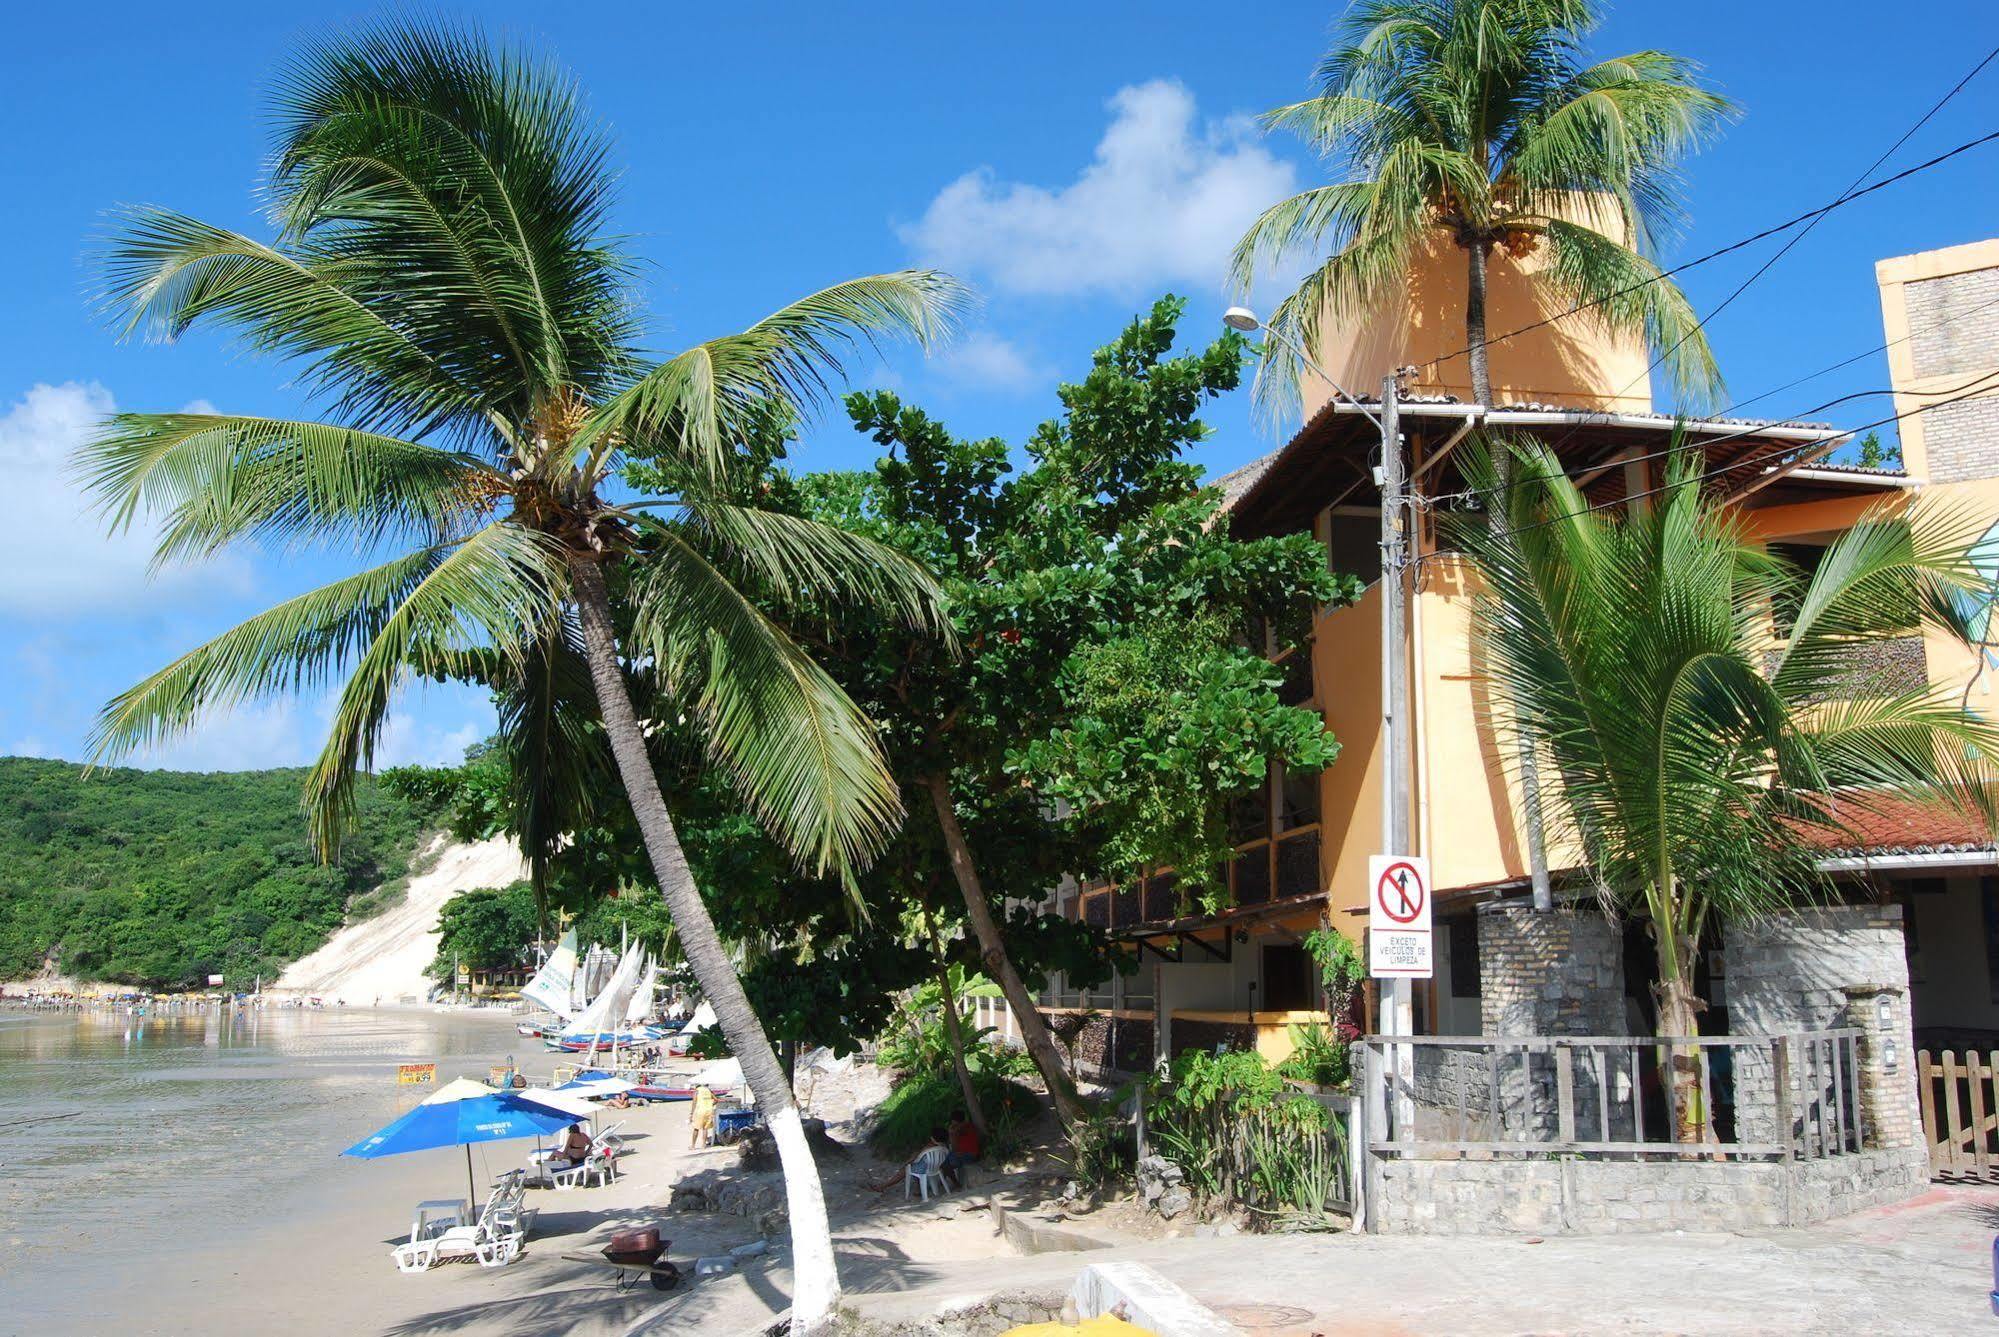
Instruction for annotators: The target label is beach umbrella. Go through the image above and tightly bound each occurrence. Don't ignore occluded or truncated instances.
[342,1078,577,1204]
[553,1073,638,1100]
[516,1086,604,1120]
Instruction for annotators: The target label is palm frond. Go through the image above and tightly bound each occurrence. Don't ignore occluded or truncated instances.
[1534,218,1723,407]
[92,209,490,442]
[667,498,955,643]
[301,523,567,848]
[76,412,497,561]
[628,530,903,887]
[267,16,637,412]
[582,271,972,482]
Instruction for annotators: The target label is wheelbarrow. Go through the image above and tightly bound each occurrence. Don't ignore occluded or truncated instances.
[561,1227,680,1292]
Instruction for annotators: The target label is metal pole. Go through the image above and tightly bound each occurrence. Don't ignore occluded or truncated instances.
[1380,373,1415,1136]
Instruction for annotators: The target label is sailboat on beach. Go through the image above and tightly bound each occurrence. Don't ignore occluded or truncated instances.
[547,944,665,1052]
[514,929,580,1038]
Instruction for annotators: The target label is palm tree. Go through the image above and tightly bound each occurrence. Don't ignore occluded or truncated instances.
[1232,0,1734,907]
[78,21,966,1327]
[1458,437,1999,1139]
[1232,0,1732,412]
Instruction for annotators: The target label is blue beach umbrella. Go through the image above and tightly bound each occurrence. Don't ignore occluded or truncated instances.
[343,1078,580,1205]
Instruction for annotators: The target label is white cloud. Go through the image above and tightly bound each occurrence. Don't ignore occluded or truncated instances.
[0,382,252,618]
[936,332,1046,393]
[127,684,491,774]
[900,80,1297,299]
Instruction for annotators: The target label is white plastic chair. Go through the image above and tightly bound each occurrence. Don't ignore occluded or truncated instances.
[391,1186,531,1271]
[551,1144,617,1190]
[904,1144,950,1201]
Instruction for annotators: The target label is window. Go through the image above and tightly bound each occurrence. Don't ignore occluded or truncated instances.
[1261,943,1315,1011]
[1278,762,1319,830]
[1448,915,1481,998]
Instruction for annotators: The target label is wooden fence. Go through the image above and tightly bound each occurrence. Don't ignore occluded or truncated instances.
[1917,1049,1999,1177]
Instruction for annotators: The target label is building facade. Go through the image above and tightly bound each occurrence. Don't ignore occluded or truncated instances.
[1029,237,1999,1099]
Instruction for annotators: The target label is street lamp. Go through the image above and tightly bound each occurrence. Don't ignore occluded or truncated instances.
[1220,307,1384,433]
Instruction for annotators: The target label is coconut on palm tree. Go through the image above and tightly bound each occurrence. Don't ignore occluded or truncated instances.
[1458,437,1999,1139]
[78,21,965,1326]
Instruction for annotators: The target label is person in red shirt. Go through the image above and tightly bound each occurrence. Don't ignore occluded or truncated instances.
[942,1108,981,1188]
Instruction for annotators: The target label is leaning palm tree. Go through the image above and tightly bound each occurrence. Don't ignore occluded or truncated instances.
[78,21,966,1327]
[1457,437,1999,1140]
[1232,0,1732,412]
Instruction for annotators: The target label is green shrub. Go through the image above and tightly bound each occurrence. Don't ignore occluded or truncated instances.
[1143,1048,1345,1222]
[686,1025,731,1059]
[1275,1022,1351,1089]
[872,1069,1037,1158]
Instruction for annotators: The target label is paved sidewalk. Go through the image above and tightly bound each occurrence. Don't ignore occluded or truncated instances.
[637,1183,1999,1334]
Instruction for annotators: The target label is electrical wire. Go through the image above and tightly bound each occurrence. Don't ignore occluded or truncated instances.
[1567,45,1999,442]
[1403,126,1999,382]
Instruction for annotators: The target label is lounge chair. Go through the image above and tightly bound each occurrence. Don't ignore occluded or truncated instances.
[904,1144,950,1202]
[392,1181,533,1271]
[551,1143,618,1190]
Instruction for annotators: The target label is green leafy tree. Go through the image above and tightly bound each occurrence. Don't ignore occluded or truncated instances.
[1014,612,1340,904]
[430,882,540,981]
[76,20,965,1325]
[0,759,432,989]
[1233,0,1733,412]
[806,298,1355,1123]
[1459,437,1999,1138]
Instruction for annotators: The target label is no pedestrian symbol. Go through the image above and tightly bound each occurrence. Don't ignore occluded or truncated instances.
[1368,854,1433,979]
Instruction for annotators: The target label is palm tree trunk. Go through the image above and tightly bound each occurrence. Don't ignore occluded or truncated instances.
[922,771,1088,1125]
[923,915,991,1140]
[1468,240,1555,912]
[568,554,840,1331]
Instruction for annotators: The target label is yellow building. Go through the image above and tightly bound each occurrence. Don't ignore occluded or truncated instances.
[1032,238,1999,1080]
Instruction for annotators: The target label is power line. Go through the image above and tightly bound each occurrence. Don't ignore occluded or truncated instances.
[1554,44,1999,449]
[1407,126,1999,381]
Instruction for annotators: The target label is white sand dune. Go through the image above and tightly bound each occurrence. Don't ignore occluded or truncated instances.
[273,833,527,1004]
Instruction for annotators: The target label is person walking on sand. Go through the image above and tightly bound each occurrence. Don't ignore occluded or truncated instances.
[689,1083,716,1149]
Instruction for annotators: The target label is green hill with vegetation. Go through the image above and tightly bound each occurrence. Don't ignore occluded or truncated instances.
[0,757,437,990]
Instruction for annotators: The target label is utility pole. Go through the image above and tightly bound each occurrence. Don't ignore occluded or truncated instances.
[1379,372,1415,1135]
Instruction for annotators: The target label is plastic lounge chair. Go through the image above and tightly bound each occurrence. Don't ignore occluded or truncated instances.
[551,1144,617,1191]
[904,1144,950,1202]
[392,1185,531,1271]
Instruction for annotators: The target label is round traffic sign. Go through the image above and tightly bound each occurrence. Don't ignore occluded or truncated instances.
[1375,860,1426,924]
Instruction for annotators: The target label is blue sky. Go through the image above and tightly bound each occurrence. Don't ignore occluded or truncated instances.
[3,1,1996,773]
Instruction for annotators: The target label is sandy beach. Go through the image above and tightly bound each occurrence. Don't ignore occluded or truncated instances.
[5,1006,1015,1337]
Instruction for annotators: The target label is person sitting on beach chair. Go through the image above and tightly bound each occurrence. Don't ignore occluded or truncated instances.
[549,1121,591,1169]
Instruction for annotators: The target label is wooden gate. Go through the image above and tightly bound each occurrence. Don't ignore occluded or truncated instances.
[1917,1049,1999,1177]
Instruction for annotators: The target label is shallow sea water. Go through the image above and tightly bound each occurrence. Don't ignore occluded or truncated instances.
[1,1006,524,1310]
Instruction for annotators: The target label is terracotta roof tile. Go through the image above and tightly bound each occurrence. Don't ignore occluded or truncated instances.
[1797,794,1996,857]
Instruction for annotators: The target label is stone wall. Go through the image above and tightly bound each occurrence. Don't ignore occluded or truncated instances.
[1368,1146,1928,1234]
[1727,904,1922,1153]
[1047,1012,1155,1078]
[1170,1017,1255,1058]
[1474,906,1626,1138]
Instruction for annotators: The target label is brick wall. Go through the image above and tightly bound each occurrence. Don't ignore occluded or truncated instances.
[1477,905,1627,1036]
[1921,395,1999,484]
[1474,906,1628,1140]
[1906,265,1999,378]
